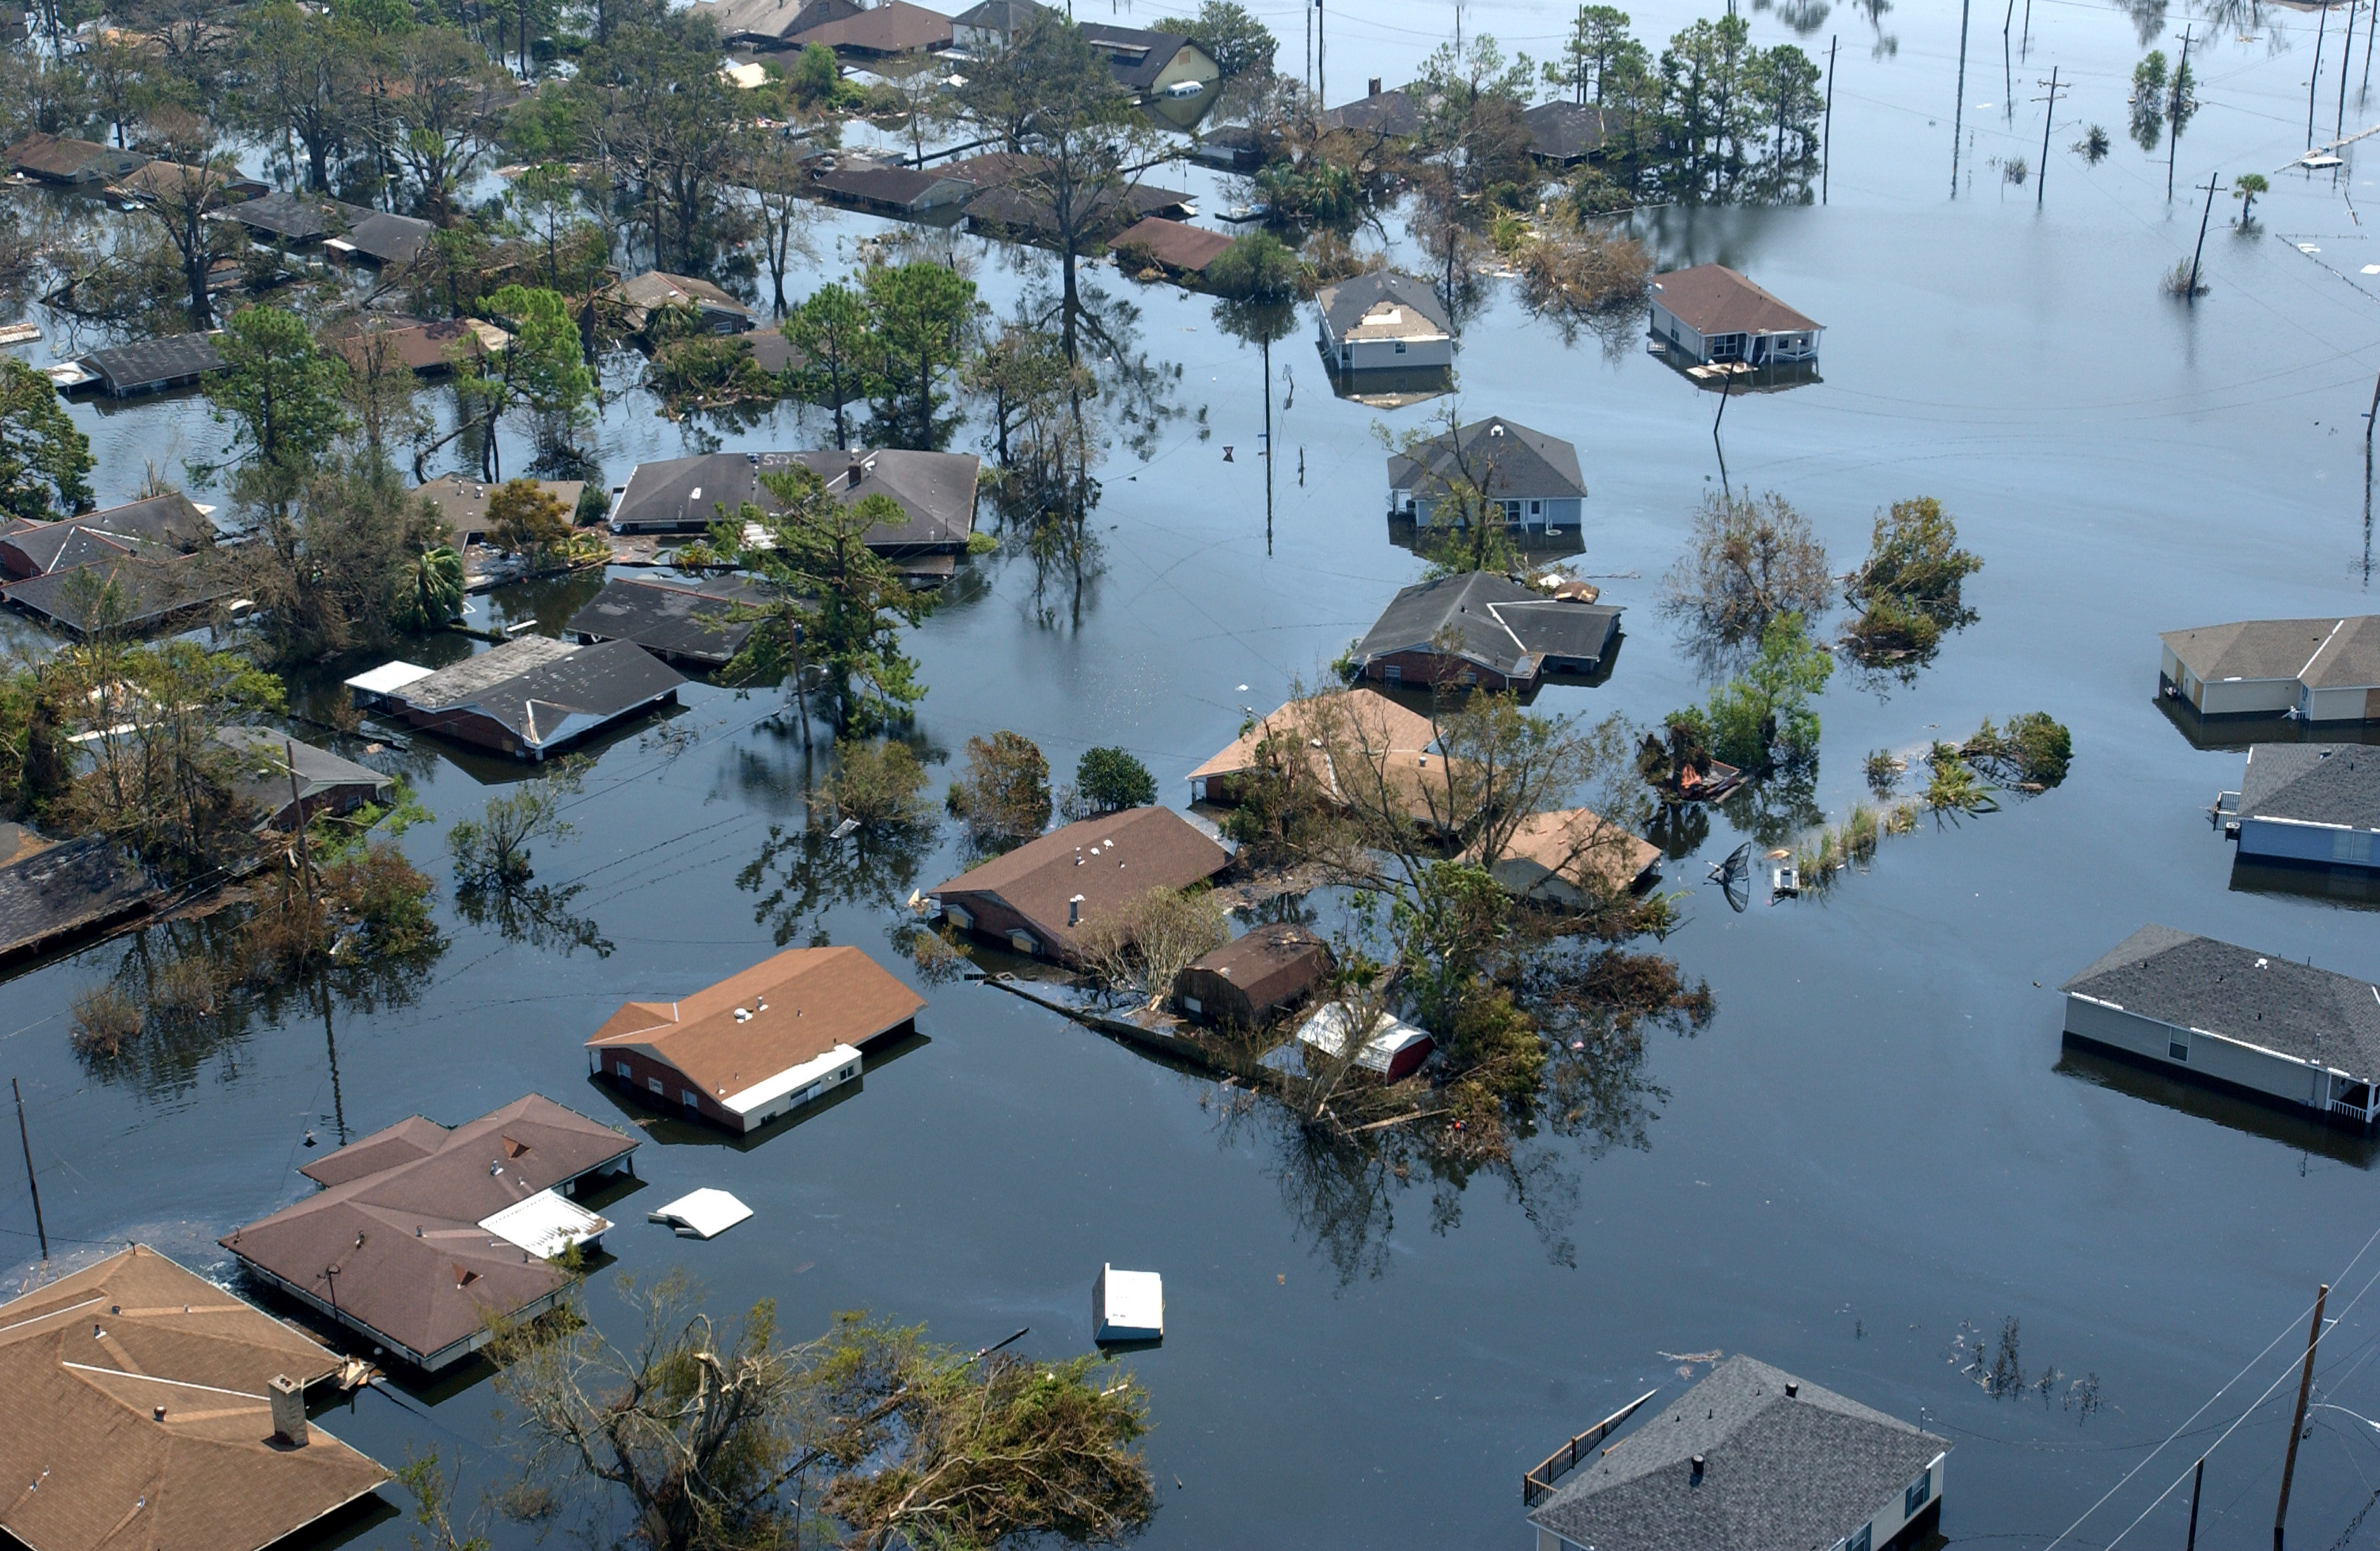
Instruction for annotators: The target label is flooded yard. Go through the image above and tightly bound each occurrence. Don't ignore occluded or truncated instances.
[9,0,2380,1545]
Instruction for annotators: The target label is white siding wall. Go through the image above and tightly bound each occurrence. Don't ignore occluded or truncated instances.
[2302,684,2377,722]
[2197,676,2299,716]
[1342,335,1453,370]
[2064,995,2336,1110]
[2238,817,2380,869]
[1650,301,1706,359]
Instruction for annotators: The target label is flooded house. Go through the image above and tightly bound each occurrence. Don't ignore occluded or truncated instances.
[344,635,685,760]
[1522,100,1609,167]
[567,575,764,669]
[0,502,231,636]
[1292,1001,1434,1080]
[2060,925,2380,1126]
[691,0,855,48]
[1317,271,1453,373]
[2215,745,2380,873]
[607,448,980,580]
[329,316,508,380]
[951,0,1048,51]
[1350,571,1624,691]
[2160,615,2380,722]
[320,210,434,267]
[815,163,977,219]
[214,727,394,831]
[409,472,584,544]
[1472,807,1662,906]
[1112,216,1234,281]
[0,493,214,579]
[1080,23,1219,110]
[607,271,757,335]
[220,1096,639,1372]
[74,333,225,397]
[0,1245,392,1551]
[5,131,147,186]
[0,836,161,965]
[1322,81,1427,138]
[1386,415,1585,533]
[929,806,1230,963]
[1174,923,1331,1029]
[586,946,926,1133]
[1184,686,1439,806]
[225,188,365,249]
[786,0,953,61]
[1648,264,1823,368]
[1526,1355,1946,1551]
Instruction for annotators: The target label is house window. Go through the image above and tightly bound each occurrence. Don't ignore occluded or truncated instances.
[1500,499,1522,521]
[1457,669,1476,686]
[1383,664,1402,681]
[1904,1468,1932,1517]
[1845,1527,1871,1551]
[647,1076,664,1094]
[615,1061,631,1079]
[2169,1030,2189,1063]
[1393,340,1407,355]
[683,1089,699,1108]
[1528,500,1541,517]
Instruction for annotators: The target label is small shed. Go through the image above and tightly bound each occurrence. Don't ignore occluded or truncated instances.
[1294,1001,1434,1081]
[79,333,225,396]
[1173,923,1330,1029]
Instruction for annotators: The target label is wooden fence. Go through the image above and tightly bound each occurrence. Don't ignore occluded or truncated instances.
[1522,1389,1659,1506]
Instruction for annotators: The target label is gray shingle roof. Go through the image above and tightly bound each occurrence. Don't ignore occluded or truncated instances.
[566,577,762,667]
[1078,23,1203,93]
[1524,99,1609,161]
[1317,270,1451,341]
[213,727,393,826]
[81,335,225,393]
[1385,415,1585,500]
[2161,617,2357,684]
[398,637,685,754]
[2237,743,2380,829]
[2063,924,2380,1077]
[1354,571,1621,679]
[610,449,978,549]
[1322,87,1426,137]
[0,836,159,961]
[1529,1356,1945,1551]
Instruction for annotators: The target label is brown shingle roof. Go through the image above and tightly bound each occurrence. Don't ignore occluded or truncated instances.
[1112,216,1234,274]
[1187,688,1437,783]
[221,1096,638,1369]
[930,807,1230,958]
[1473,806,1660,894]
[1650,264,1819,336]
[0,1246,391,1551]
[790,0,950,54]
[588,946,924,1100]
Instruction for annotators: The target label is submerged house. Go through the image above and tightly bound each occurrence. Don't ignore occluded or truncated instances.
[0,493,214,579]
[0,1245,392,1551]
[587,946,925,1133]
[321,209,433,267]
[214,727,393,831]
[0,836,161,964]
[1523,100,1609,166]
[1528,1355,1947,1551]
[1473,807,1661,905]
[2216,744,2380,873]
[787,0,953,60]
[1112,215,1234,280]
[6,131,147,186]
[1174,924,1330,1029]
[929,806,1230,963]
[2061,924,2380,1126]
[1185,686,1439,806]
[607,448,980,578]
[607,271,756,335]
[2160,616,2380,722]
[567,575,763,669]
[1317,271,1453,372]
[409,472,584,544]
[1079,23,1218,103]
[1386,415,1585,532]
[815,163,976,218]
[1350,571,1624,691]
[347,635,685,760]
[221,1096,639,1372]
[1322,81,1427,138]
[1648,264,1822,367]
[0,494,229,638]
[76,333,225,397]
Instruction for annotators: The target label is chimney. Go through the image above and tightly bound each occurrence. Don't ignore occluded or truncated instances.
[1784,1381,1798,1398]
[1368,76,1381,97]
[1689,1454,1704,1485]
[269,1375,307,1447]
[1068,893,1086,927]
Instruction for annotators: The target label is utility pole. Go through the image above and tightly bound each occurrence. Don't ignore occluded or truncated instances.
[2035,67,2061,209]
[2275,1283,2329,1551]
[1823,35,1838,203]
[2310,2,2331,152]
[285,741,316,915]
[2341,0,2359,141]
[2187,173,2219,299]
[1952,0,1972,198]
[2366,0,2376,97]
[2170,25,2193,201]
[13,1078,45,1262]
[1316,0,1325,111]
[2185,1456,2205,1551]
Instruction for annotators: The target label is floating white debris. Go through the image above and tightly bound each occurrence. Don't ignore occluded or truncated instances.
[2304,154,2344,169]
[647,1188,752,1239]
[1093,1264,1163,1343]
[2300,243,2324,254]
[2362,264,2380,275]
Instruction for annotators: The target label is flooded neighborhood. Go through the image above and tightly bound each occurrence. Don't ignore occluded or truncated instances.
[3,0,2380,1547]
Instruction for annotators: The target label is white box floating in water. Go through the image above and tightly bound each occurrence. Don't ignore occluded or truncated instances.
[647,1188,753,1239]
[1093,1264,1162,1343]
[479,1189,610,1258]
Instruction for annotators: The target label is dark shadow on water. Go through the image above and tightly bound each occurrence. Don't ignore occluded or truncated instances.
[2058,1041,2380,1167]
[1647,802,1713,861]
[1318,352,1454,410]
[1386,514,1584,565]
[2230,857,2380,911]
[1648,339,1823,396]
[262,1485,400,1550]
[2153,689,2380,752]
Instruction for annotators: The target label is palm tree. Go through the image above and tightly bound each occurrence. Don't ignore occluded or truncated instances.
[2233,173,2268,227]
[397,546,464,630]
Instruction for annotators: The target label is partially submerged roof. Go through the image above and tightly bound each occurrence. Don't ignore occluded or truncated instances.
[1322,86,1425,137]
[2237,743,2380,829]
[930,806,1230,954]
[0,1246,391,1551]
[79,334,225,391]
[1179,924,1329,1009]
[396,636,686,755]
[408,472,583,535]
[345,660,434,697]
[226,188,363,242]
[612,449,979,549]
[816,164,972,209]
[2063,924,2380,1077]
[1354,571,1623,680]
[327,315,493,375]
[0,836,157,961]
[213,726,393,825]
[1,494,211,575]
[1483,806,1661,893]
[4,552,232,636]
[1385,415,1585,499]
[1188,687,1438,783]
[790,0,952,54]
[396,633,579,707]
[1317,270,1452,342]
[588,946,924,1111]
[1113,215,1234,274]
[1650,264,1821,336]
[1294,1001,1431,1074]
[692,0,855,42]
[612,270,754,324]
[6,131,146,181]
[1528,1355,1946,1551]
[566,576,761,667]
[649,1188,752,1238]
[327,210,433,265]
[1524,98,1609,161]
[222,1095,639,1367]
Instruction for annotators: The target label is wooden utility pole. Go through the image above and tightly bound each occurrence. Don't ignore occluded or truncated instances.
[2366,0,2375,96]
[285,740,316,914]
[2343,0,2360,141]
[1823,35,1838,203]
[2310,2,2331,151]
[2188,173,2219,299]
[1952,0,1972,197]
[2185,1455,2205,1551]
[2275,1283,2329,1551]
[2169,25,2193,201]
[1316,0,1325,110]
[2035,68,2061,208]
[13,1078,45,1261]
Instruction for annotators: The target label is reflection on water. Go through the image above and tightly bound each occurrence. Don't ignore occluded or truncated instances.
[2151,692,2380,753]
[2057,1042,2380,1168]
[737,817,938,950]
[2230,857,2380,910]
[1325,361,1455,410]
[1385,514,1583,563]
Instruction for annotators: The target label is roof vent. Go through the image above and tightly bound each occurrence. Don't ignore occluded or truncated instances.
[1689,1454,1704,1484]
[1069,893,1086,927]
[1489,423,1506,436]
[153,1405,167,1423]
[1784,1381,1798,1397]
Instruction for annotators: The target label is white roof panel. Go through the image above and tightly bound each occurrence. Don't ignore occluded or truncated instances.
[1095,1264,1163,1341]
[1296,1002,1432,1074]
[477,1188,609,1258]
[647,1187,752,1239]
[345,660,435,696]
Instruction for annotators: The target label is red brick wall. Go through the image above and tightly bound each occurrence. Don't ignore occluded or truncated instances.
[1363,650,1516,692]
[594,1047,742,1131]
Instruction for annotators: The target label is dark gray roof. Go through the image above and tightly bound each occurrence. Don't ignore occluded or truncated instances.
[3,552,232,636]
[567,577,763,667]
[951,0,1046,29]
[229,189,366,242]
[815,165,968,210]
[745,328,807,374]
[612,449,978,549]
[1317,270,1452,340]
[1354,571,1621,679]
[213,727,393,826]
[2063,924,2380,1077]
[1078,23,1202,93]
[695,0,855,41]
[0,836,159,960]
[402,637,685,755]
[1323,87,1426,137]
[1524,99,1609,162]
[2238,744,2380,829]
[81,335,225,393]
[335,210,434,265]
[1528,1356,1946,1551]
[1385,415,1584,501]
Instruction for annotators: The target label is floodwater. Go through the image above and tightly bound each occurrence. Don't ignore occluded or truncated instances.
[13,1,2380,1545]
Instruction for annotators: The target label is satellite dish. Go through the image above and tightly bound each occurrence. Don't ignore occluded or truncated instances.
[1706,842,1753,914]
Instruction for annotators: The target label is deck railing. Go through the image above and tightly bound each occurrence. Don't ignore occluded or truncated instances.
[1522,1389,1659,1505]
